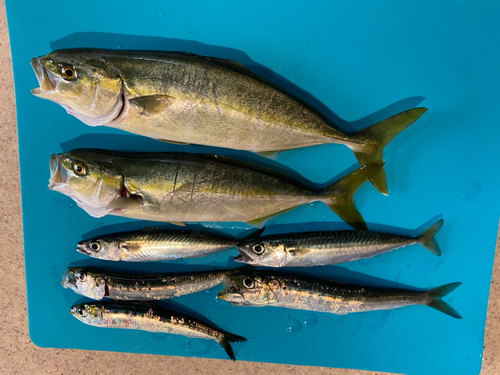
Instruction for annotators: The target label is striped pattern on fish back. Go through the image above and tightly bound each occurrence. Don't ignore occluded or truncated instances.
[280,230,417,265]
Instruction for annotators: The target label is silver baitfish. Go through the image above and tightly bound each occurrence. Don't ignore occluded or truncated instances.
[61,267,231,301]
[218,270,461,319]
[77,227,237,261]
[235,219,444,267]
[70,301,246,360]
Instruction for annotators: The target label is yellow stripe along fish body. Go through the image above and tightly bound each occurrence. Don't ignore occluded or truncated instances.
[48,150,383,229]
[70,301,246,360]
[218,270,462,319]
[32,49,427,194]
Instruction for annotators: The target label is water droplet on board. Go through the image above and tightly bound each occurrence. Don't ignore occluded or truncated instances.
[284,314,291,320]
[159,12,164,17]
[403,262,411,269]
[184,341,191,350]
[117,45,122,49]
[302,313,318,327]
[286,320,302,334]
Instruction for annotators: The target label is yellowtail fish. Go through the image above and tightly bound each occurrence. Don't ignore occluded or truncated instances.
[70,301,246,360]
[218,270,461,319]
[31,49,428,194]
[61,267,231,301]
[77,228,237,261]
[48,150,383,229]
[235,219,444,267]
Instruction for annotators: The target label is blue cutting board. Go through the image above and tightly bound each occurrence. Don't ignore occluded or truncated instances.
[6,1,500,373]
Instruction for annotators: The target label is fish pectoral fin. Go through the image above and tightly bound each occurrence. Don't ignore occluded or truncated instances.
[129,95,176,116]
[167,221,186,226]
[245,206,298,227]
[106,196,143,212]
[159,139,190,145]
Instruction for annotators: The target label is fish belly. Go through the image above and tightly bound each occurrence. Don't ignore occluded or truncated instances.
[114,100,335,152]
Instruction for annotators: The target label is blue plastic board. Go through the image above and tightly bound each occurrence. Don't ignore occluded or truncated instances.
[5,1,500,373]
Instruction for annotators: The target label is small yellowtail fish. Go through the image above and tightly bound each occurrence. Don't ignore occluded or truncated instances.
[61,267,231,301]
[235,219,444,267]
[218,270,461,319]
[70,301,246,360]
[31,49,428,194]
[48,150,383,229]
[77,228,237,261]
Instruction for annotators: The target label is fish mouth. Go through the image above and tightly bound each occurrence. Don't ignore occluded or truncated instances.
[48,154,68,190]
[61,269,77,291]
[31,58,58,95]
[76,241,93,257]
[218,291,247,304]
[233,252,255,264]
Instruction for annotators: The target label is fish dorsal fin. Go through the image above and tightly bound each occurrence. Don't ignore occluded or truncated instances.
[197,154,315,190]
[239,227,266,241]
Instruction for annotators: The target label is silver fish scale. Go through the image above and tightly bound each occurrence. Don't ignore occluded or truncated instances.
[98,303,224,341]
[103,270,229,300]
[274,231,417,266]
[112,231,236,261]
[274,276,431,314]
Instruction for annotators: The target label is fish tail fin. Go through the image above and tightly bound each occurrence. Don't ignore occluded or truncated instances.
[351,108,428,195]
[416,219,444,256]
[426,282,462,319]
[323,162,384,230]
[219,333,247,361]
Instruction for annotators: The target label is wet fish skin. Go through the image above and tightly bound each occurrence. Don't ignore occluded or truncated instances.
[31,49,428,194]
[235,219,443,267]
[61,267,231,301]
[218,270,462,319]
[70,301,246,360]
[77,228,237,261]
[48,150,382,229]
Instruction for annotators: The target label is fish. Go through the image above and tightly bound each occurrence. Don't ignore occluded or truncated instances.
[61,267,231,301]
[31,49,428,194]
[218,270,462,319]
[70,301,246,360]
[234,219,444,267]
[48,150,383,229]
[76,227,237,261]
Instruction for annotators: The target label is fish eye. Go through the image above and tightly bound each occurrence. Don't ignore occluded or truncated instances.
[73,163,87,176]
[61,65,77,81]
[74,272,86,281]
[76,307,86,316]
[89,241,101,252]
[252,243,265,255]
[243,277,255,289]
